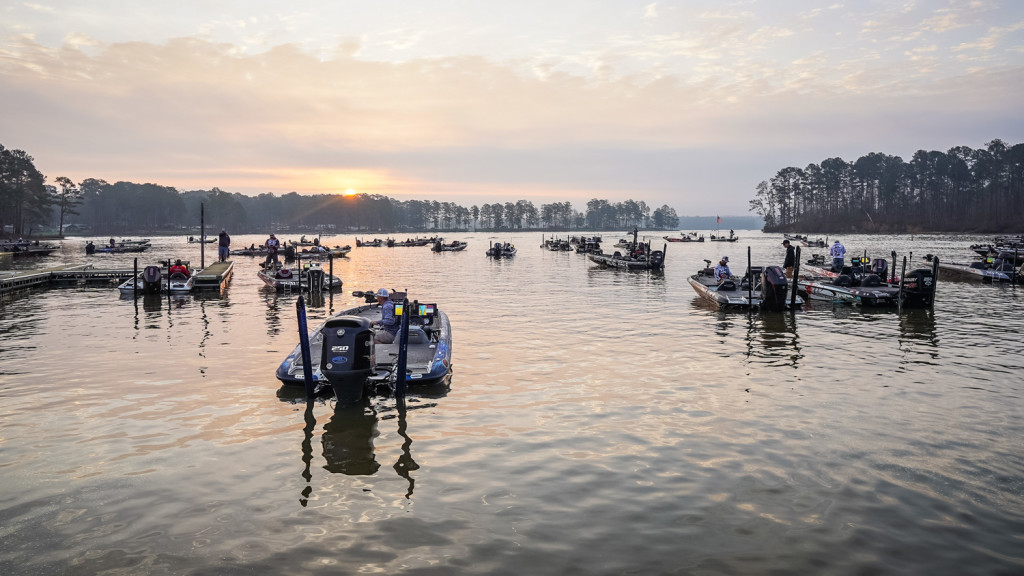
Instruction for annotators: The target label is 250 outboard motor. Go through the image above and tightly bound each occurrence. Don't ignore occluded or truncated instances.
[319,316,375,404]
[142,265,162,294]
[760,265,789,311]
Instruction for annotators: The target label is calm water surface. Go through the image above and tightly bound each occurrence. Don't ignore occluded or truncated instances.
[1,232,1023,575]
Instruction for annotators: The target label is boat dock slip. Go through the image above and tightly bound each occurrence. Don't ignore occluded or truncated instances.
[193,261,234,291]
[0,264,137,292]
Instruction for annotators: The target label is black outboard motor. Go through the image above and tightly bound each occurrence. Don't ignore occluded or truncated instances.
[760,265,789,311]
[870,258,889,281]
[649,250,665,269]
[283,245,296,261]
[307,265,325,293]
[901,268,936,307]
[319,316,376,404]
[142,265,162,294]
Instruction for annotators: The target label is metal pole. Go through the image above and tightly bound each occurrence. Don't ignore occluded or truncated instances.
[931,256,939,308]
[791,246,801,308]
[133,257,138,297]
[747,245,753,310]
[898,256,908,310]
[296,295,315,399]
[890,250,897,284]
[200,203,205,270]
[395,298,411,398]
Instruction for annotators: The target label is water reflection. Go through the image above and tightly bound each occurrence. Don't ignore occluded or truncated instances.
[287,381,449,506]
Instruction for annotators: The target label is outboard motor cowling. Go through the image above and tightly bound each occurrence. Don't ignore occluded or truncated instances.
[319,316,375,404]
[307,265,325,293]
[871,258,888,279]
[142,265,162,294]
[760,265,788,311]
[649,250,665,269]
[901,268,936,307]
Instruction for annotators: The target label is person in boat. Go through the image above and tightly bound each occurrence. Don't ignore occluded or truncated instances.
[372,288,400,344]
[264,233,281,269]
[830,239,846,272]
[313,237,320,246]
[109,238,117,248]
[218,229,230,262]
[782,239,796,278]
[169,259,189,276]
[715,257,732,281]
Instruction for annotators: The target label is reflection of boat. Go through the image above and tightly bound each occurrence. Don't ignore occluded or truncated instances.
[276,291,452,402]
[688,261,801,311]
[257,261,343,291]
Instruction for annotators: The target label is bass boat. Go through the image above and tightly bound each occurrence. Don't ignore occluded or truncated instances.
[276,290,452,402]
[688,262,801,311]
[257,261,343,292]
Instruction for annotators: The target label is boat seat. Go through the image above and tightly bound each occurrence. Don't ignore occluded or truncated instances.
[407,326,429,344]
[718,280,736,291]
[835,274,853,287]
[860,274,881,287]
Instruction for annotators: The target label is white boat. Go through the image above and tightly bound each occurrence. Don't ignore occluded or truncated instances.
[688,263,802,311]
[117,262,195,294]
[257,261,343,292]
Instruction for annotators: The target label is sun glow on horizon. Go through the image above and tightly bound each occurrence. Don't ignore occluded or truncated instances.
[343,188,357,196]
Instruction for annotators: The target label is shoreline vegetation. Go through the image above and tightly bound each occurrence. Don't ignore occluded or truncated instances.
[749,139,1024,234]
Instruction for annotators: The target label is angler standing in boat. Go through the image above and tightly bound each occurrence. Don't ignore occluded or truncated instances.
[264,233,280,270]
[218,229,230,262]
[830,239,846,272]
[715,257,732,281]
[372,288,399,344]
[782,239,796,278]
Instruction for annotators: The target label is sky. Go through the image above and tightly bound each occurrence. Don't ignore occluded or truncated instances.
[2,1,1023,216]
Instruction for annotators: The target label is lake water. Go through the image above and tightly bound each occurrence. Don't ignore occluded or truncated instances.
[1,231,1023,575]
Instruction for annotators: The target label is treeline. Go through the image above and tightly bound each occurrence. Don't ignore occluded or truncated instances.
[0,142,681,235]
[748,139,1024,233]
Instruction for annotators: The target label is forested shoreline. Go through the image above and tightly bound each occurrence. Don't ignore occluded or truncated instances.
[0,144,684,236]
[748,139,1024,233]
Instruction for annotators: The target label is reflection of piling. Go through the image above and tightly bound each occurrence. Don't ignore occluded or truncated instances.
[133,258,138,297]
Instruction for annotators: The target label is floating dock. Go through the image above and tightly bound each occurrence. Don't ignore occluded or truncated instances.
[193,260,234,291]
[1,264,136,292]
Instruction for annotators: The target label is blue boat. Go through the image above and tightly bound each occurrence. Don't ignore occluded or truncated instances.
[276,291,452,400]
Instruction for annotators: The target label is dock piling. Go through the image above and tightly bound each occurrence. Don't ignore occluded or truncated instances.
[791,246,801,308]
[296,296,315,399]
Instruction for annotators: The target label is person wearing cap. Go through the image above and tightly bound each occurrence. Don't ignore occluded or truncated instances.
[264,233,281,269]
[372,288,399,344]
[714,256,732,281]
[782,239,796,278]
[218,228,230,262]
[829,239,846,272]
